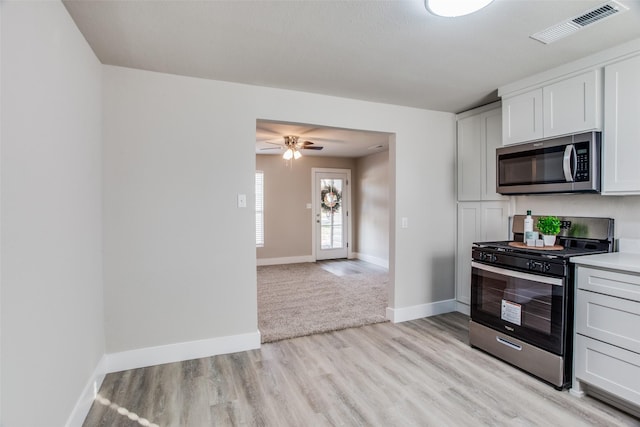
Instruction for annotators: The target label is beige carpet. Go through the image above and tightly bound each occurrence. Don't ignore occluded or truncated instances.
[257,261,389,343]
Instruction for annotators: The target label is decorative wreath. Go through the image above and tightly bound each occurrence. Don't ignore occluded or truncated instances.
[321,185,342,213]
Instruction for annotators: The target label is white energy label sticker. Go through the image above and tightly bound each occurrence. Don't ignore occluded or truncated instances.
[501,299,522,326]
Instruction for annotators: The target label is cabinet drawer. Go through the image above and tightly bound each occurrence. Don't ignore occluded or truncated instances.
[575,335,640,407]
[576,289,640,353]
[576,266,640,302]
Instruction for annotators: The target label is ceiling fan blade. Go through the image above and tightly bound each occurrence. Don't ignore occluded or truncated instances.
[302,146,323,150]
[260,147,282,151]
[256,138,282,147]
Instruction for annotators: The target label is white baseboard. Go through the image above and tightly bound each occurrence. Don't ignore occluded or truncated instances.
[456,301,470,316]
[386,299,457,323]
[353,252,389,269]
[66,354,107,427]
[106,331,261,373]
[257,255,314,266]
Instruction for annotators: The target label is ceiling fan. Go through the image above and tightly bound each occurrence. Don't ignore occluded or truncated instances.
[259,135,323,160]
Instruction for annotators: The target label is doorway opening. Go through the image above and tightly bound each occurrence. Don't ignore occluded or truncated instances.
[255,120,393,342]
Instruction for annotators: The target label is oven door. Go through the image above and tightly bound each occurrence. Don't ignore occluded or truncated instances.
[471,261,567,355]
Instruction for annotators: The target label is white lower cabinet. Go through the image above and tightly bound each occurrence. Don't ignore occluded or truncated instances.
[455,201,510,307]
[572,265,640,413]
[574,336,640,407]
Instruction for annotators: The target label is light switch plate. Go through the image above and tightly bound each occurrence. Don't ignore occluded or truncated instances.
[237,194,247,208]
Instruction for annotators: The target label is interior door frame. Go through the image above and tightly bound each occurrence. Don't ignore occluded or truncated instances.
[311,167,353,261]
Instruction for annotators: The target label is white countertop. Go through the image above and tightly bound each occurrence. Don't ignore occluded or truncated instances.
[571,239,640,274]
[570,252,640,274]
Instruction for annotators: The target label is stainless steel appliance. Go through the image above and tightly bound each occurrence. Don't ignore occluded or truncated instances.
[469,215,614,389]
[496,132,601,195]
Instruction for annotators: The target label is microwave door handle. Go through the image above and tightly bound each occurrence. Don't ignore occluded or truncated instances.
[563,144,576,182]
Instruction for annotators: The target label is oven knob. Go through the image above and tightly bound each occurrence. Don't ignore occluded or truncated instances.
[479,252,487,261]
[490,254,497,263]
[544,262,551,272]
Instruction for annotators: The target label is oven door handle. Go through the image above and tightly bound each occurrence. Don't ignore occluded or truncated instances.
[472,261,564,286]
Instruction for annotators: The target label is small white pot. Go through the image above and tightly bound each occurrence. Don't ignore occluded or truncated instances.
[542,234,557,246]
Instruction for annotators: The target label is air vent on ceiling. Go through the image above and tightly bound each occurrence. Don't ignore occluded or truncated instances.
[530,1,628,44]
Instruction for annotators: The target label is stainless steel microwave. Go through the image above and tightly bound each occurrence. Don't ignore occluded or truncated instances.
[496,131,601,195]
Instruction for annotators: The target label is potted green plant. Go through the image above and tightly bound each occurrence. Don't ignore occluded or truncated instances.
[536,216,561,246]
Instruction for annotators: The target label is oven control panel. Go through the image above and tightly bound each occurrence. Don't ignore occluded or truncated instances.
[477,251,497,263]
[526,260,552,273]
[472,247,567,277]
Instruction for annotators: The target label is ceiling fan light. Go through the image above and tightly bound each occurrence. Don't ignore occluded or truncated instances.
[293,149,302,160]
[283,148,294,160]
[425,0,493,17]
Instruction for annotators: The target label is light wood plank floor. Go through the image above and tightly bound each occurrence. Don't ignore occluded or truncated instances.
[83,312,640,426]
[316,259,388,277]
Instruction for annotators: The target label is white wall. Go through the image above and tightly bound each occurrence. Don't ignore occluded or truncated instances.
[515,194,640,240]
[103,65,456,353]
[256,154,357,261]
[355,150,390,267]
[1,2,104,426]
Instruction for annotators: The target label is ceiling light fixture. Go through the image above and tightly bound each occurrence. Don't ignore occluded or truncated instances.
[425,0,494,17]
[282,136,303,160]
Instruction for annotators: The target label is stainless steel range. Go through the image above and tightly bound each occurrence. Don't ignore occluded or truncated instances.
[469,215,614,389]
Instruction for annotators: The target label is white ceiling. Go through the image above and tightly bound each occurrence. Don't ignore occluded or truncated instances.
[62,0,640,156]
[256,120,391,158]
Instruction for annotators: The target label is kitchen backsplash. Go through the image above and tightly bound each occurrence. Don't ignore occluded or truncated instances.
[514,194,640,239]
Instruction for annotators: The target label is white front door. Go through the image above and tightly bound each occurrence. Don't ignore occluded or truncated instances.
[314,170,349,260]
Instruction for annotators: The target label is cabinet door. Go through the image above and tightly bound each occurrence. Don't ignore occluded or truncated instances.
[456,203,481,305]
[543,70,601,138]
[502,89,543,145]
[575,335,640,407]
[457,114,482,201]
[480,202,510,241]
[482,109,507,201]
[456,201,510,305]
[603,55,640,195]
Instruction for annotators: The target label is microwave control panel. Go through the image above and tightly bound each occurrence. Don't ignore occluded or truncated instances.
[575,142,590,182]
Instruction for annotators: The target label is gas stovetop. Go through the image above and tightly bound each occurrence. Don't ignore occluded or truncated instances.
[475,215,615,260]
[473,239,610,259]
[472,215,614,276]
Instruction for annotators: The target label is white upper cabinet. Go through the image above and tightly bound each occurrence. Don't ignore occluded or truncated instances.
[543,70,601,138]
[457,104,507,201]
[457,113,482,201]
[483,110,504,201]
[502,89,543,145]
[602,54,640,195]
[501,69,602,145]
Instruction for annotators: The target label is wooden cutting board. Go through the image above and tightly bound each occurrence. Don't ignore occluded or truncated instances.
[508,241,564,251]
